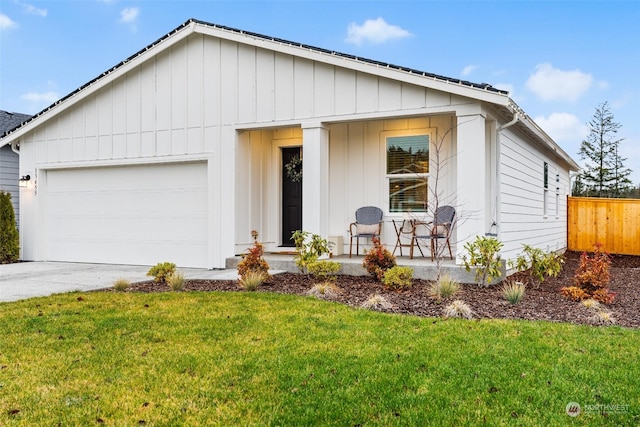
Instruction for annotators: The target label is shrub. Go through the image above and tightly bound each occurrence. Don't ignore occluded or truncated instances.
[461,236,503,286]
[443,300,473,319]
[237,230,270,281]
[167,271,186,291]
[581,299,601,310]
[112,278,130,292]
[561,243,614,304]
[362,237,396,281]
[382,266,413,290]
[589,310,616,326]
[0,191,19,264]
[502,281,526,305]
[306,282,342,299]
[429,273,460,300]
[560,286,590,302]
[510,244,564,285]
[307,260,341,282]
[147,262,176,283]
[581,298,616,326]
[239,270,267,291]
[292,230,332,273]
[361,294,393,311]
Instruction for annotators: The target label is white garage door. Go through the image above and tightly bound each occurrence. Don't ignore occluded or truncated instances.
[45,162,208,268]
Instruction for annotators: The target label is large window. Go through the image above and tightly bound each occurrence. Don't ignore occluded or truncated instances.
[387,135,429,213]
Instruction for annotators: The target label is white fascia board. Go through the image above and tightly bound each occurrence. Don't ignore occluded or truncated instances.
[506,100,580,171]
[193,23,511,106]
[1,22,198,145]
[520,115,580,171]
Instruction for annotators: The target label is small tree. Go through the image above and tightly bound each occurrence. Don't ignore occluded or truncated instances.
[237,230,270,281]
[577,102,633,197]
[461,236,504,286]
[0,191,19,263]
[292,230,331,273]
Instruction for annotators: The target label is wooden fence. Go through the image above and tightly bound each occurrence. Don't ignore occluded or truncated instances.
[567,197,640,255]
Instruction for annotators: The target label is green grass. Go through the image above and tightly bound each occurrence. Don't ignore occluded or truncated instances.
[1,291,639,426]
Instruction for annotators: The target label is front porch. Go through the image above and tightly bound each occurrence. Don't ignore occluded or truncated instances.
[226,253,480,283]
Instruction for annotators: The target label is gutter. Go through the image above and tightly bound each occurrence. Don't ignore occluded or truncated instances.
[491,106,522,238]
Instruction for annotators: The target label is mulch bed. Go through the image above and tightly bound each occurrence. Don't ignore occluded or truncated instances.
[123,251,640,329]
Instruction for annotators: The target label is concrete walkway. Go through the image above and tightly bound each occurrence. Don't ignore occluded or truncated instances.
[0,262,242,303]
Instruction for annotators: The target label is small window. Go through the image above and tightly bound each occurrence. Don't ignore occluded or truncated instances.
[387,135,429,213]
[544,188,548,217]
[542,162,549,217]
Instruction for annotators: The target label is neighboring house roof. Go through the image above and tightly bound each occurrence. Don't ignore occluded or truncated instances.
[0,18,579,170]
[0,110,32,136]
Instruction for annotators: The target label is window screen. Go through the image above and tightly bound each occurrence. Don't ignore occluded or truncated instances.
[387,135,429,212]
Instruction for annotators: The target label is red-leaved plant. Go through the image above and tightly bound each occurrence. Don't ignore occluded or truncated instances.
[237,230,270,281]
[561,243,615,304]
[363,237,396,282]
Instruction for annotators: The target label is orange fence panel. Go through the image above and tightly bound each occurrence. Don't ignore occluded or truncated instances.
[568,197,640,255]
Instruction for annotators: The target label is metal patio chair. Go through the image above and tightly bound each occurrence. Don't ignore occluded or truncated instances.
[410,205,456,260]
[349,206,383,257]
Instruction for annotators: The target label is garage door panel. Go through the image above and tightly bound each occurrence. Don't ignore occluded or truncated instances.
[45,162,208,267]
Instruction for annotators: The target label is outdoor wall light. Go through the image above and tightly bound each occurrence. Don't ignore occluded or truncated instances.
[18,175,31,187]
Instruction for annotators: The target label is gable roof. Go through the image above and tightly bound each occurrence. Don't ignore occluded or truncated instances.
[0,19,509,139]
[0,18,578,170]
[0,110,32,136]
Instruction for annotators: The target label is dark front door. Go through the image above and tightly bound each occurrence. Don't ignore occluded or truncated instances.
[281,147,302,247]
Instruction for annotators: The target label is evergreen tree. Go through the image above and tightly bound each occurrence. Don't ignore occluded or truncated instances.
[610,141,633,197]
[577,102,633,197]
[571,174,586,197]
[0,191,20,263]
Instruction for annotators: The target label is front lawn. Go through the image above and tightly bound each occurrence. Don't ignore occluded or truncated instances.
[1,291,638,425]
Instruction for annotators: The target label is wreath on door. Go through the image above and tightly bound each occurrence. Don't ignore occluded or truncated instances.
[285,155,303,183]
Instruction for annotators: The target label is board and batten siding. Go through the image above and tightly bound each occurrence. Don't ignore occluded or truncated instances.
[499,126,570,261]
[0,145,19,229]
[23,32,468,167]
[16,26,509,267]
[234,115,457,255]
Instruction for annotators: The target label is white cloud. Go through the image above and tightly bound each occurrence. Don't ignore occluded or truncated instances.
[119,7,139,24]
[0,13,18,30]
[534,112,588,143]
[18,1,47,17]
[21,91,59,103]
[526,63,593,102]
[461,65,477,77]
[345,17,411,45]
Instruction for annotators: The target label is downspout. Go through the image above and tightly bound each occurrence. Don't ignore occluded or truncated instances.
[10,141,20,154]
[493,110,520,238]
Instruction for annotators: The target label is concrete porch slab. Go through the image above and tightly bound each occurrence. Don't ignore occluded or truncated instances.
[227,253,485,283]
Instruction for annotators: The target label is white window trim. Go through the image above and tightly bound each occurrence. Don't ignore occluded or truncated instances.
[380,128,435,215]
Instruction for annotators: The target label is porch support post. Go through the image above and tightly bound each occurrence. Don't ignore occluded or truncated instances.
[302,122,330,238]
[455,113,487,260]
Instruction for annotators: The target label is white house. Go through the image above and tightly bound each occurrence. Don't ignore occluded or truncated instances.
[0,19,579,269]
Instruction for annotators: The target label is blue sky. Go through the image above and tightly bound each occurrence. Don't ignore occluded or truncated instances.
[1,0,639,184]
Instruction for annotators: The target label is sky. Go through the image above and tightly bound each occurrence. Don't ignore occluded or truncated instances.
[1,0,639,184]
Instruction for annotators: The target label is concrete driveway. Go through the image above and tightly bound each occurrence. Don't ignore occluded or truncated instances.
[0,262,241,303]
